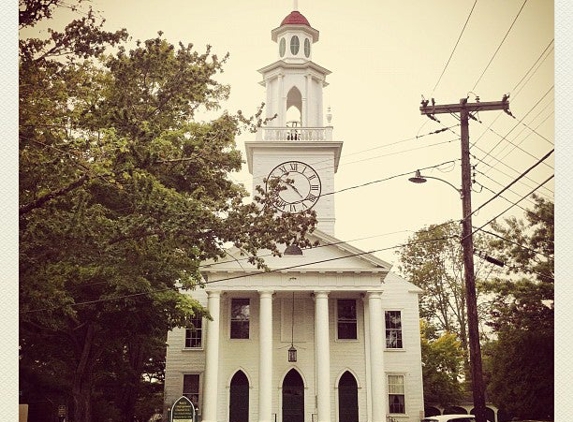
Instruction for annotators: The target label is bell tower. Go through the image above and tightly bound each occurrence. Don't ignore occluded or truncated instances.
[245,7,343,236]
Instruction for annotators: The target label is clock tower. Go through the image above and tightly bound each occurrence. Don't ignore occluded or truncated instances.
[245,7,343,236]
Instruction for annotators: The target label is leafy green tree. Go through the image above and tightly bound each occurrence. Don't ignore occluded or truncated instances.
[420,322,465,407]
[481,196,554,420]
[19,1,316,421]
[397,222,469,356]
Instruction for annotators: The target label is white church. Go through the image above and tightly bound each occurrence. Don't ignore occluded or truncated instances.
[163,8,425,422]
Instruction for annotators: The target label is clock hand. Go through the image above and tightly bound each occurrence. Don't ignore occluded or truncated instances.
[289,183,304,198]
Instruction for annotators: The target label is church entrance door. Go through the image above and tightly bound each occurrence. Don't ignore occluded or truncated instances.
[282,369,304,422]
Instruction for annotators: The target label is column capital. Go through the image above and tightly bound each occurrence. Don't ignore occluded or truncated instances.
[366,291,383,300]
[258,290,275,297]
[313,290,330,299]
[206,290,221,298]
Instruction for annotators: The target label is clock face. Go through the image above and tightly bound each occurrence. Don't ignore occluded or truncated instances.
[266,161,321,213]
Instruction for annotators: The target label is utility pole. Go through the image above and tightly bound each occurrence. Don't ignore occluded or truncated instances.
[419,96,511,422]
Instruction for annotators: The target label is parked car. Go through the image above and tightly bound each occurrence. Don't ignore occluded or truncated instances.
[421,415,476,422]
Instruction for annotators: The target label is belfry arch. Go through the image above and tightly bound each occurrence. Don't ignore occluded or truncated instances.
[286,86,303,126]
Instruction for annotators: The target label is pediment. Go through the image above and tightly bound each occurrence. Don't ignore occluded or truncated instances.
[201,229,390,275]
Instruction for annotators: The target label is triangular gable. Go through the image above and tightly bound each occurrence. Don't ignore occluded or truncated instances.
[201,228,391,275]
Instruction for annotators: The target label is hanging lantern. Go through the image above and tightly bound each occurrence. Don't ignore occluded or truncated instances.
[288,291,297,362]
[288,345,298,362]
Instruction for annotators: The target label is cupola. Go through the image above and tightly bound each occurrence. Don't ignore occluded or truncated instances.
[271,10,319,62]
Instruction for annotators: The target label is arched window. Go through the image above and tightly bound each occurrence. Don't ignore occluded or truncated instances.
[229,371,249,422]
[286,87,302,129]
[338,371,358,422]
[304,38,311,57]
[290,35,300,55]
[283,369,304,422]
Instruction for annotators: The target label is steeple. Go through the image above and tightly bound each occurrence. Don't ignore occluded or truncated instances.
[260,9,327,129]
[245,8,343,236]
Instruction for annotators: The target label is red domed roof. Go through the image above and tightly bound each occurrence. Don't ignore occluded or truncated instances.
[280,10,311,26]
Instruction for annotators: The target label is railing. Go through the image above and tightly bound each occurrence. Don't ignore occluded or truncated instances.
[256,127,333,141]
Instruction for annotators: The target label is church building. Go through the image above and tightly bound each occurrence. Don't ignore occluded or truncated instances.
[163,8,425,422]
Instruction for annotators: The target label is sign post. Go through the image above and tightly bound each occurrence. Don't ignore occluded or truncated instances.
[170,396,196,422]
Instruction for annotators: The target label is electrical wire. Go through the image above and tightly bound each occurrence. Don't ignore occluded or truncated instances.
[468,148,553,218]
[21,234,458,314]
[511,39,554,96]
[472,85,554,170]
[472,0,529,91]
[321,160,457,197]
[470,144,554,199]
[431,0,478,94]
[469,174,553,239]
[467,38,554,150]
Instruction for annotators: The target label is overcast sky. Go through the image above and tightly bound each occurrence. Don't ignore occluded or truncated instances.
[45,0,555,268]
[10,0,573,418]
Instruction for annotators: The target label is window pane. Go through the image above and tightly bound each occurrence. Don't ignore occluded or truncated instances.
[231,299,250,339]
[290,35,300,55]
[388,375,405,414]
[338,300,357,340]
[183,374,200,408]
[385,311,403,348]
[338,322,357,339]
[185,317,202,348]
[304,38,311,57]
[389,394,405,413]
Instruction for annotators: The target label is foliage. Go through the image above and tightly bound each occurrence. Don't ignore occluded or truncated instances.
[420,322,465,407]
[19,1,317,421]
[481,195,554,420]
[397,222,470,354]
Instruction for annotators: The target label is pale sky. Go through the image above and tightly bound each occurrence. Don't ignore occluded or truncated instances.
[9,1,573,418]
[49,0,555,268]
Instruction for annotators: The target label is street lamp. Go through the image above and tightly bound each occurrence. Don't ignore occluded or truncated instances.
[408,170,462,198]
[409,169,486,421]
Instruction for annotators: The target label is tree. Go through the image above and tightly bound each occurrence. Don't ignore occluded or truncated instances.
[420,322,465,408]
[481,195,554,420]
[397,222,470,357]
[19,2,317,421]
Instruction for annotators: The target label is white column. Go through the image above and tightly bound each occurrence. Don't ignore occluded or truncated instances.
[368,291,386,422]
[314,291,331,422]
[202,291,221,422]
[259,290,274,422]
[279,74,286,127]
[303,74,310,126]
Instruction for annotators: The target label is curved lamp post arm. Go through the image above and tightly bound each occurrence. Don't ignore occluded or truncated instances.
[408,170,462,198]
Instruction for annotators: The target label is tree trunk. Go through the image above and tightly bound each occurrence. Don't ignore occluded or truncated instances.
[119,339,147,422]
[71,323,100,422]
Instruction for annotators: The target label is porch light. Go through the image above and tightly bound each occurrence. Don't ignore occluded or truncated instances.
[288,345,297,362]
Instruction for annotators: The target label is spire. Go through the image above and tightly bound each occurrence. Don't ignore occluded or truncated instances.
[293,0,298,11]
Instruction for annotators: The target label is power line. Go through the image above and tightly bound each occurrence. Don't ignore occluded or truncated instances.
[472,0,529,91]
[472,85,554,169]
[477,227,552,263]
[467,38,554,150]
[469,148,553,218]
[469,174,554,238]
[431,0,478,94]
[471,144,554,199]
[473,178,532,213]
[321,160,458,197]
[511,38,554,95]
[21,234,457,314]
